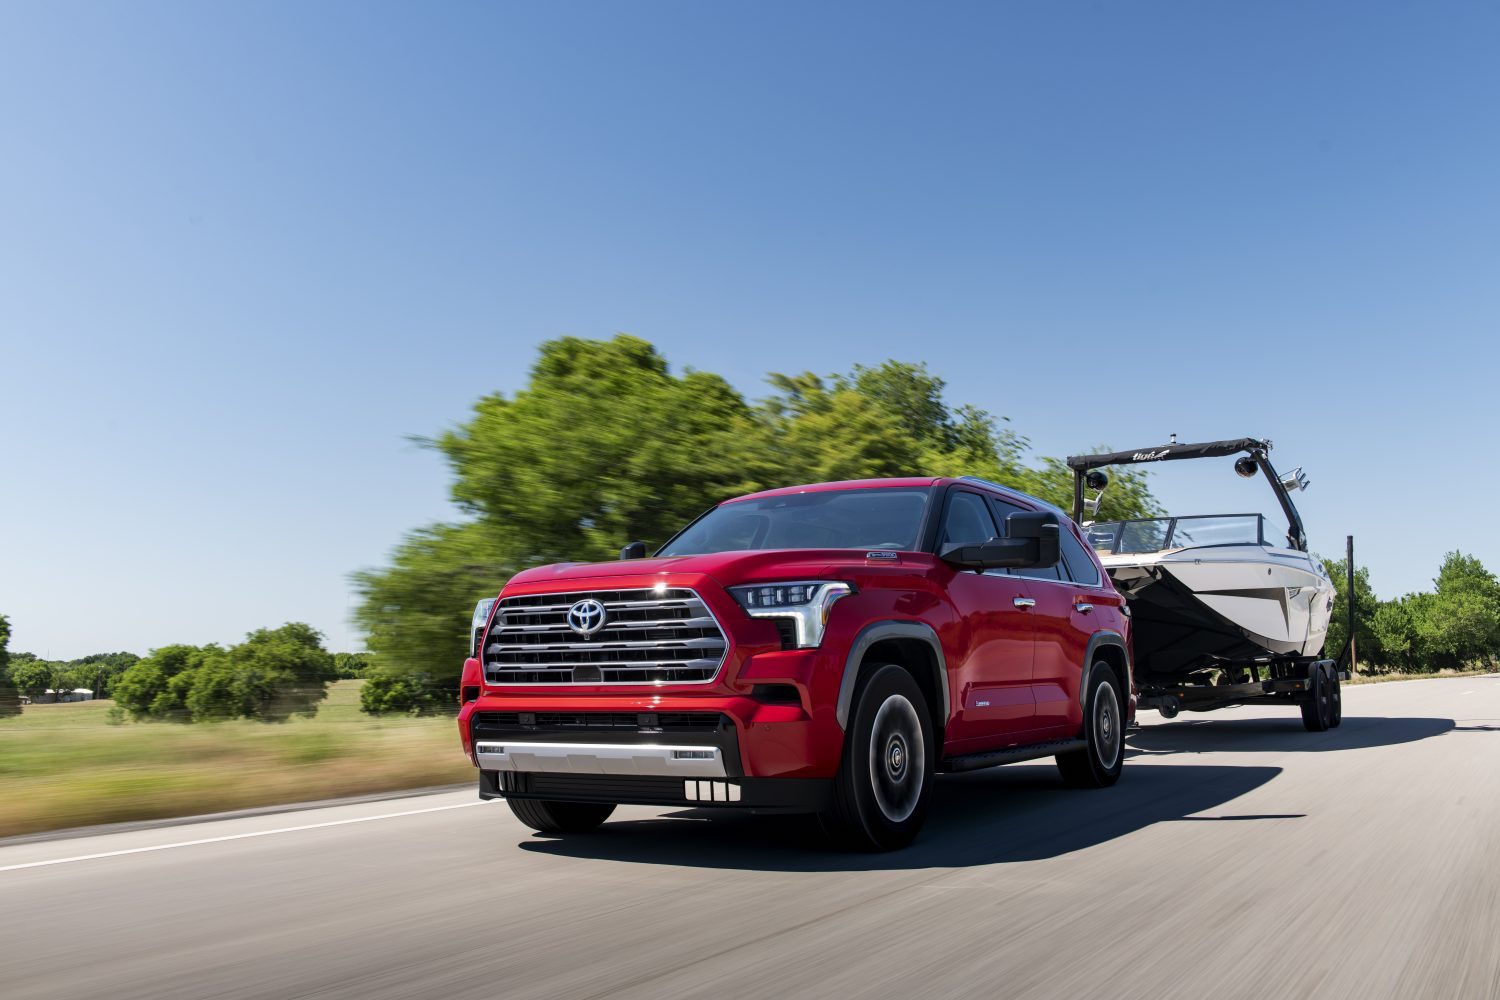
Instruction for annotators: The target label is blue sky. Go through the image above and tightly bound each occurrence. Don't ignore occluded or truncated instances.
[2,1,1496,658]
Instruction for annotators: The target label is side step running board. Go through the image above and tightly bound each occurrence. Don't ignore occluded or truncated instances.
[941,739,1087,774]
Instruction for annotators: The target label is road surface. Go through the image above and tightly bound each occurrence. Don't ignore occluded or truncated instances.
[2,676,1498,999]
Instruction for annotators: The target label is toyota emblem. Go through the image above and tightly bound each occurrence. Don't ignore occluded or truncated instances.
[566,599,607,637]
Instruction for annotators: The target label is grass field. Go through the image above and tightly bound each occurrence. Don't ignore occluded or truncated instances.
[0,680,473,838]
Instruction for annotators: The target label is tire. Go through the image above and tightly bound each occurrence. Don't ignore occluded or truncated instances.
[507,797,616,834]
[1329,667,1343,728]
[819,663,935,851]
[1057,664,1126,788]
[1300,665,1331,732]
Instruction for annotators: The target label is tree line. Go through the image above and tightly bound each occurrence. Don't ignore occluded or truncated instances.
[1324,551,1500,674]
[353,334,1161,714]
[0,613,370,722]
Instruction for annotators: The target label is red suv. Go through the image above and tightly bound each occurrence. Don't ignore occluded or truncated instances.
[457,477,1133,850]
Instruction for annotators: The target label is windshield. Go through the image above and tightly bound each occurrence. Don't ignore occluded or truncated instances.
[1088,514,1266,554]
[658,488,932,556]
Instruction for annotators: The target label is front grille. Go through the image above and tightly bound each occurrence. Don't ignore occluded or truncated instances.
[482,587,728,685]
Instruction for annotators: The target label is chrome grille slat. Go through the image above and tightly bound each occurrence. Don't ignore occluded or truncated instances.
[500,598,709,614]
[485,658,723,670]
[484,587,728,686]
[495,616,718,633]
[487,636,726,651]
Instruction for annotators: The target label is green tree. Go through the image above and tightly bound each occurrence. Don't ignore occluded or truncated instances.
[71,652,141,699]
[114,645,213,720]
[1423,552,1500,669]
[114,626,336,722]
[354,337,1162,712]
[9,659,55,701]
[0,614,19,719]
[181,649,242,721]
[333,653,370,679]
[1321,557,1383,667]
[212,623,337,722]
[354,522,512,707]
[756,362,1158,519]
[439,335,775,563]
[359,668,450,716]
[1370,596,1420,672]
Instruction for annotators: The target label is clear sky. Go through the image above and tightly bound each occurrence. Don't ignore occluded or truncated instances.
[3,1,1496,658]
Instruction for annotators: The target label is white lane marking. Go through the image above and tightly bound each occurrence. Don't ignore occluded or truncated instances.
[0,800,491,874]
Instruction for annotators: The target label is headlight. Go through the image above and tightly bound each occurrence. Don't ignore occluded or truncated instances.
[729,581,855,648]
[471,598,496,657]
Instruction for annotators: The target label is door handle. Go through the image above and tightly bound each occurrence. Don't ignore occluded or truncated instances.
[1013,597,1036,609]
[1074,601,1095,614]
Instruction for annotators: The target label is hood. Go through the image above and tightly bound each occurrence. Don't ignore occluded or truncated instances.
[504,549,900,591]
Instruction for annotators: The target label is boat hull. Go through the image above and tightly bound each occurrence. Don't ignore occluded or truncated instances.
[1101,547,1334,677]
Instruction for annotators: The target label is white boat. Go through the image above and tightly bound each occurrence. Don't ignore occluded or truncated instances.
[1067,438,1335,680]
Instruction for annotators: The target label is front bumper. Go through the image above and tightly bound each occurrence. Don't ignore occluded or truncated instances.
[475,740,730,778]
[480,770,833,814]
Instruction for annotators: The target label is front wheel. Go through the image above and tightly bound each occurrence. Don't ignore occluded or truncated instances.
[508,797,616,834]
[1057,665,1125,788]
[819,663,935,851]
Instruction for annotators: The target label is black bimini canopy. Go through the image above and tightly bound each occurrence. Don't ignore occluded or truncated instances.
[1065,438,1269,472]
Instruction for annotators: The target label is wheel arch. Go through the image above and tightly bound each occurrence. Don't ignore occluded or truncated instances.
[836,621,950,743]
[1081,631,1131,707]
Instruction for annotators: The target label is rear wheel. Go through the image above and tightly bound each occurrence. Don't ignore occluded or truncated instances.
[508,798,615,834]
[1301,665,1331,732]
[1057,665,1125,788]
[819,663,934,851]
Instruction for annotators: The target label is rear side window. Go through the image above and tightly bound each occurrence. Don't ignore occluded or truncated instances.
[1059,526,1103,587]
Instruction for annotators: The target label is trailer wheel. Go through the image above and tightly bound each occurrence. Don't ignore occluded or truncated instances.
[1300,666,1331,732]
[1057,665,1125,788]
[1329,668,1343,728]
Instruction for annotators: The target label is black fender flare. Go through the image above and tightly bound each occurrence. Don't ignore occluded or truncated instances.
[835,621,950,731]
[1080,630,1131,706]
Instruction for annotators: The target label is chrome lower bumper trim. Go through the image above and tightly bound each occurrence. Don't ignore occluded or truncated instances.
[474,741,728,778]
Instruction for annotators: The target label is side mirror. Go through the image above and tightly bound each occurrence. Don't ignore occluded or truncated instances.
[941,537,1041,570]
[1005,511,1061,569]
[939,511,1062,570]
[620,541,648,560]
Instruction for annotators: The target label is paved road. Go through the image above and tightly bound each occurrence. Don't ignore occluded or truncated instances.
[3,676,1498,999]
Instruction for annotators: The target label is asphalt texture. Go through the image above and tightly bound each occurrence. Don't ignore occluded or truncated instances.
[2,676,1497,1000]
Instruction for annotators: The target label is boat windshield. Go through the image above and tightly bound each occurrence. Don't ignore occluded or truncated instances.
[658,487,933,556]
[1087,514,1265,555]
